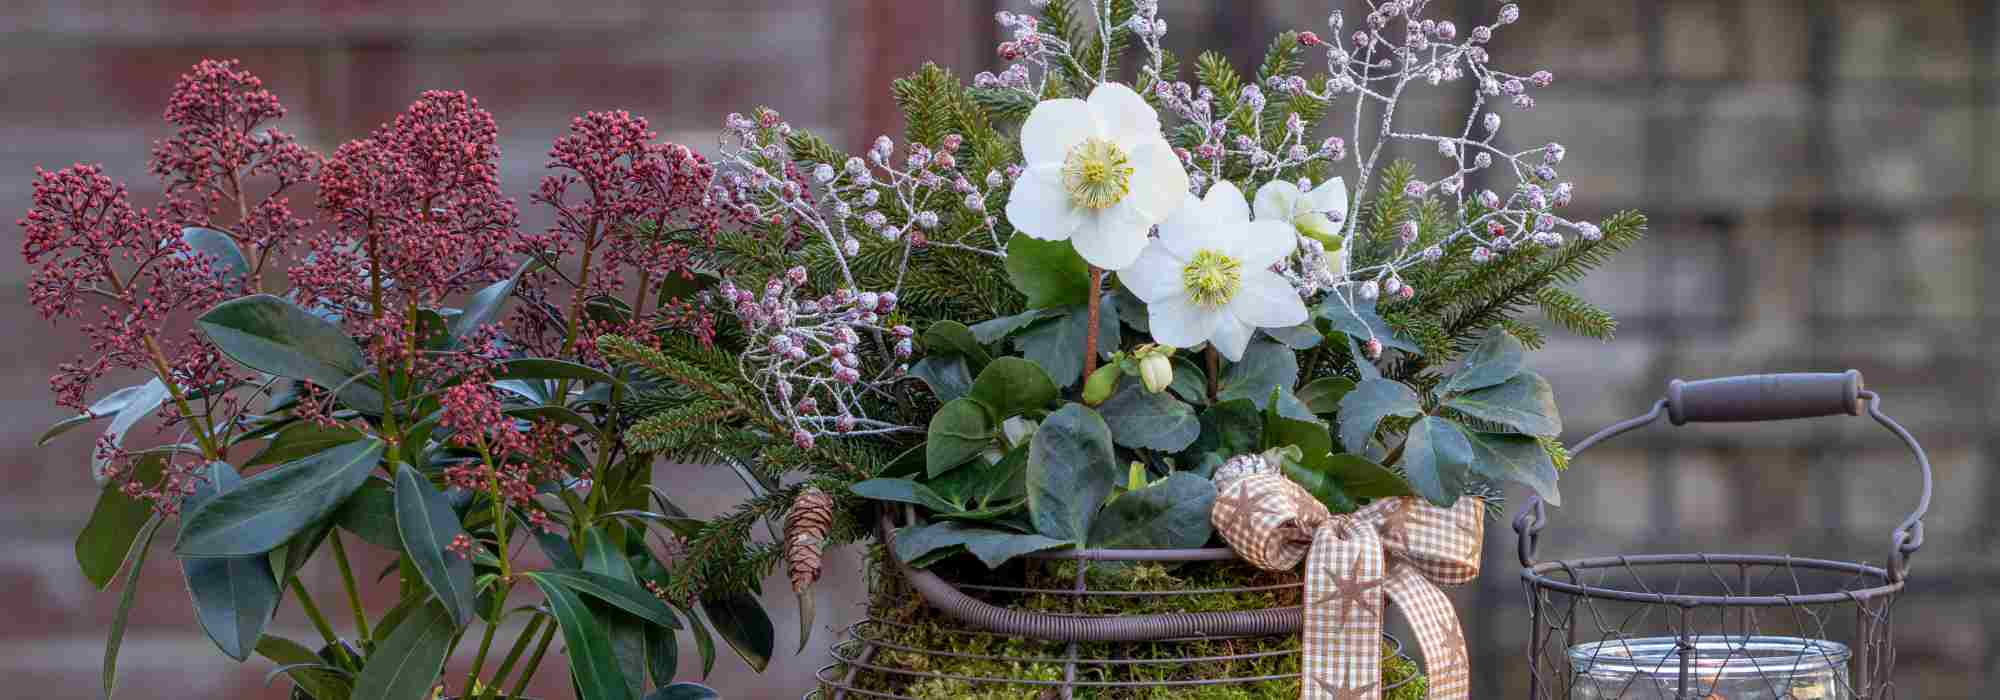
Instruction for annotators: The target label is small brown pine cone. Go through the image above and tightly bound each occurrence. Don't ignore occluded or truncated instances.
[784,486,834,593]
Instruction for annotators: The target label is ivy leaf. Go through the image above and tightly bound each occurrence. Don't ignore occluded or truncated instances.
[1216,340,1299,408]
[968,356,1059,420]
[1400,416,1475,506]
[197,294,383,411]
[909,355,973,403]
[180,461,281,661]
[1296,377,1356,415]
[893,521,1070,568]
[1086,473,1216,548]
[179,226,250,285]
[1317,299,1422,356]
[1438,329,1525,395]
[1336,379,1423,453]
[1467,432,1562,506]
[1096,378,1200,452]
[851,478,962,513]
[176,439,385,557]
[1443,371,1562,437]
[925,398,994,477]
[1025,403,1118,542]
[1005,235,1091,308]
[76,454,166,589]
[393,464,477,626]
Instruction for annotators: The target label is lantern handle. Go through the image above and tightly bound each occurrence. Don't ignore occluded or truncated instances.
[1514,373,1931,583]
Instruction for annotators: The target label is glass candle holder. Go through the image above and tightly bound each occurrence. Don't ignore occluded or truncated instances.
[1568,636,1850,699]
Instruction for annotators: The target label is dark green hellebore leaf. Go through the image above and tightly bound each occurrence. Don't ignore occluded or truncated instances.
[968,307,1060,344]
[350,601,458,700]
[1014,299,1118,388]
[1216,340,1299,409]
[1025,403,1118,542]
[926,445,1028,510]
[1096,378,1200,452]
[925,398,994,477]
[1005,235,1091,308]
[893,521,1071,568]
[1443,371,1561,437]
[1336,379,1423,454]
[393,464,477,626]
[1181,399,1263,463]
[1262,321,1323,350]
[1279,457,1360,514]
[1439,329,1525,395]
[1318,299,1423,355]
[1167,354,1208,405]
[1295,377,1356,415]
[909,355,973,403]
[1401,416,1475,506]
[850,478,961,513]
[76,454,166,590]
[1087,472,1216,549]
[1467,431,1562,506]
[176,439,385,557]
[701,592,775,673]
[968,356,1059,420]
[180,461,281,661]
[1319,453,1415,500]
[197,294,383,411]
[922,320,991,367]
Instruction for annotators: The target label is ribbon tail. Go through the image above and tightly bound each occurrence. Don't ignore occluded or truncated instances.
[1301,523,1384,700]
[1382,564,1472,700]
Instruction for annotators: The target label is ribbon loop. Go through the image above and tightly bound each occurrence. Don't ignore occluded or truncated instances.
[1212,472,1484,700]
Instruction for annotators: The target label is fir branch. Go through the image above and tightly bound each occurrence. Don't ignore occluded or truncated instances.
[1534,287,1617,341]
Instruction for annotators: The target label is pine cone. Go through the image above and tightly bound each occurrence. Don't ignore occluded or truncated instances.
[784,487,834,593]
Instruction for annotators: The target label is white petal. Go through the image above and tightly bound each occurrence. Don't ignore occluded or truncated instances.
[1307,176,1348,215]
[1070,200,1152,270]
[1229,270,1309,329]
[1004,166,1083,241]
[1253,180,1302,222]
[1020,98,1099,165]
[1232,220,1298,270]
[1209,316,1255,362]
[1202,180,1252,225]
[1087,82,1162,148]
[1148,295,1223,349]
[1156,192,1226,259]
[1117,243,1186,302]
[1122,141,1188,224]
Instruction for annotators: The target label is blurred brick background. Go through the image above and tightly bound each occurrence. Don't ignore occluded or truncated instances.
[2,0,1995,697]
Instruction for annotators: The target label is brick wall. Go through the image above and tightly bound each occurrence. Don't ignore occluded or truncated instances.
[2,1,1994,697]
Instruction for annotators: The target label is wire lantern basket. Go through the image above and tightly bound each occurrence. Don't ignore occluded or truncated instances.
[1516,371,1931,700]
[808,512,1422,699]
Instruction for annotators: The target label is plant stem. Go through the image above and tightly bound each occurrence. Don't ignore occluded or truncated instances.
[1206,347,1221,403]
[288,576,349,665]
[328,531,371,641]
[483,614,545,700]
[143,338,223,460]
[463,603,503,696]
[1083,266,1104,377]
[506,622,560,699]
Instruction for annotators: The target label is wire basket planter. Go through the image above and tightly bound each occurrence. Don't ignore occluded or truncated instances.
[1516,371,1931,700]
[808,512,1425,699]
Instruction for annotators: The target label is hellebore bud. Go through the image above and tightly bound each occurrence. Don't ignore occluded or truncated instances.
[1082,363,1123,406]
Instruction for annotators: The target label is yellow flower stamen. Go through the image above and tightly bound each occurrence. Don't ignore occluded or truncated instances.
[1061,137,1133,210]
[1181,249,1242,307]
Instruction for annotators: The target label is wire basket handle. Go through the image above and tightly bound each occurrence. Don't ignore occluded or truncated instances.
[1513,370,1933,582]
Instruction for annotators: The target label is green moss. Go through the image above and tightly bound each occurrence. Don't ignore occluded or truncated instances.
[823,550,1426,699]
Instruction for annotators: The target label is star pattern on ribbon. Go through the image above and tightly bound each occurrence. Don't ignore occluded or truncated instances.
[1311,560,1382,626]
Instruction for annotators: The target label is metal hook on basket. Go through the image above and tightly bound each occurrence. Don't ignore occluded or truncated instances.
[1861,389,1932,582]
[1512,400,1667,568]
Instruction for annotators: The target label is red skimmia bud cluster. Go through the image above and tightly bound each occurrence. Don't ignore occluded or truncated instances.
[150,58,319,261]
[294,90,519,313]
[439,380,569,531]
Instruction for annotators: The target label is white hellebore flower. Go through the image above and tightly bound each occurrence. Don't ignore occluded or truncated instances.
[1005,82,1188,270]
[1254,177,1349,279]
[1120,181,1309,361]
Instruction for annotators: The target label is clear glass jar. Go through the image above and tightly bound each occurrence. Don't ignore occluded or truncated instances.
[1568,636,1849,699]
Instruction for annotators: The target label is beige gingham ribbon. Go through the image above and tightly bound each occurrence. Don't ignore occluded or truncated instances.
[1212,472,1485,700]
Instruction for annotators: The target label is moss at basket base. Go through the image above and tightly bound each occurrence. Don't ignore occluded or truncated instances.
[826,551,1427,699]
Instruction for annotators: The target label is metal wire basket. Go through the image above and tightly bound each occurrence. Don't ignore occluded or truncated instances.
[808,512,1422,699]
[1515,371,1931,699]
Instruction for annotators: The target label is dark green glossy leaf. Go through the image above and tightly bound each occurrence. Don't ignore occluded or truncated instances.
[968,307,1059,344]
[850,478,961,513]
[1261,321,1323,350]
[527,573,635,700]
[1216,341,1298,409]
[645,623,679,686]
[644,683,721,700]
[1318,299,1422,355]
[91,378,170,482]
[908,355,973,403]
[680,601,718,679]
[248,422,365,467]
[922,320,991,367]
[181,461,280,661]
[522,571,684,631]
[1439,329,1525,395]
[1468,431,1562,506]
[1013,300,1118,389]
[256,636,353,700]
[42,380,162,449]
[1279,456,1360,514]
[1295,377,1356,415]
[929,498,1029,524]
[1025,403,1117,542]
[180,226,250,285]
[1167,354,1208,405]
[1443,371,1562,437]
[701,592,775,673]
[1401,416,1475,506]
[1182,399,1263,462]
[967,356,1059,420]
[925,398,993,477]
[76,454,165,589]
[536,527,582,569]
[1096,378,1199,452]
[1336,379,1422,453]
[350,601,458,700]
[196,294,383,410]
[393,464,477,626]
[1087,473,1215,548]
[102,516,162,699]
[333,477,399,551]
[504,405,596,435]
[451,264,525,342]
[492,358,627,393]
[893,521,1070,568]
[927,446,1027,510]
[1319,453,1414,500]
[1005,235,1090,308]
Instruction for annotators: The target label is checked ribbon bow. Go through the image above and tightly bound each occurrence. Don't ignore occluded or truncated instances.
[1212,471,1485,700]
